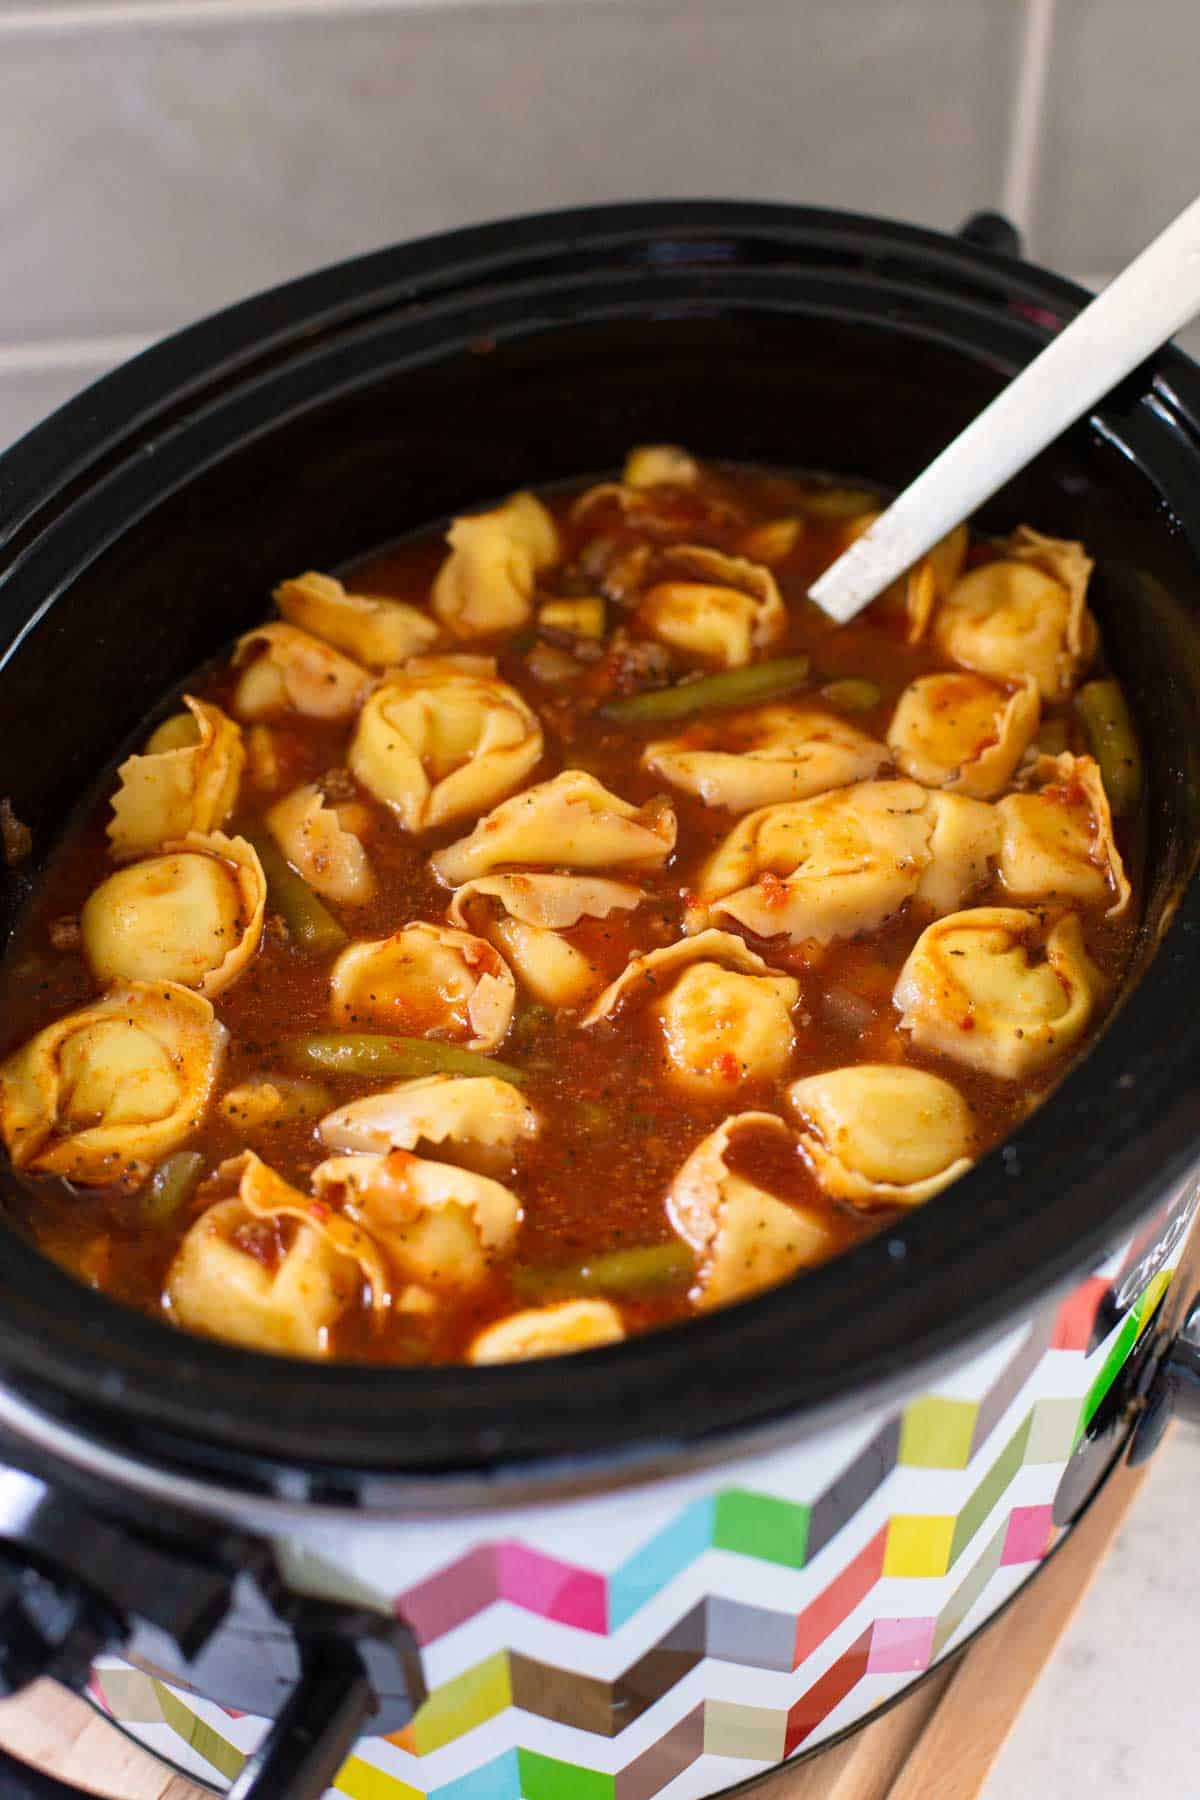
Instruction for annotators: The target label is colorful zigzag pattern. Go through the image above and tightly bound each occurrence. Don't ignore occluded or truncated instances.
[92,1262,1171,1800]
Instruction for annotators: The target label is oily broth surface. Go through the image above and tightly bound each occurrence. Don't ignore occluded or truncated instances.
[0,464,1140,1361]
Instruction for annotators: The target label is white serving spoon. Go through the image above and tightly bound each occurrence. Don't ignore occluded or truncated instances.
[809,193,1200,624]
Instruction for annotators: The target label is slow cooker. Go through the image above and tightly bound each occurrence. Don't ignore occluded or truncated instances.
[1,202,1199,1800]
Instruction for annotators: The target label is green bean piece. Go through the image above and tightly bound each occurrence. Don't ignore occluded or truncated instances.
[244,828,347,956]
[512,1241,695,1302]
[284,1033,528,1086]
[143,1151,205,1225]
[1075,678,1143,815]
[599,655,811,724]
[820,678,881,712]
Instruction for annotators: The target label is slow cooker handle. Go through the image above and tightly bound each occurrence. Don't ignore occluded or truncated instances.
[0,1634,373,1799]
[0,1465,424,1799]
[1129,1292,1200,1464]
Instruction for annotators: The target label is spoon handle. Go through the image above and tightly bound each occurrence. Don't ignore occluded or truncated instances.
[809,193,1200,623]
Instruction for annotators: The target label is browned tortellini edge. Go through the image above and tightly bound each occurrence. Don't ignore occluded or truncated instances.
[108,695,244,862]
[0,980,226,1185]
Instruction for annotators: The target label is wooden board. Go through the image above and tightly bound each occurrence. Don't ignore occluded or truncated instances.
[0,1446,1150,1800]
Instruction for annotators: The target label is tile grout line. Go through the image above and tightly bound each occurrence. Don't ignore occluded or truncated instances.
[0,0,592,33]
[0,337,153,373]
[1000,0,1056,260]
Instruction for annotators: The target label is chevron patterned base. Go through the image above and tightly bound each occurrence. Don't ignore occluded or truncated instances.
[92,1184,1196,1800]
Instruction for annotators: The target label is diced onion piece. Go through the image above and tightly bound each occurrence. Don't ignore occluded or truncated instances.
[893,906,1102,1078]
[265,783,375,905]
[431,493,560,638]
[0,981,226,1185]
[232,623,370,721]
[431,770,676,887]
[329,922,515,1051]
[667,1113,839,1308]
[81,831,266,996]
[998,752,1131,918]
[932,526,1097,700]
[108,696,244,862]
[644,704,887,811]
[468,1299,626,1362]
[349,655,543,834]
[887,673,1040,797]
[274,570,439,667]
[788,1064,974,1207]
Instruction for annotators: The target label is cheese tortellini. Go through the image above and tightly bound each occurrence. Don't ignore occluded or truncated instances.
[997,753,1131,917]
[644,705,888,811]
[432,492,560,638]
[0,981,225,1184]
[447,873,643,1007]
[894,906,1102,1078]
[265,783,375,905]
[311,1148,522,1293]
[166,1152,387,1357]
[431,770,676,887]
[887,673,1040,798]
[319,1074,539,1177]
[787,1065,974,1207]
[468,1299,626,1363]
[274,571,439,667]
[584,929,799,1091]
[667,1114,839,1308]
[693,780,998,944]
[232,623,370,721]
[329,922,515,1050]
[108,696,244,861]
[932,527,1097,701]
[349,656,543,834]
[636,545,785,666]
[81,831,266,995]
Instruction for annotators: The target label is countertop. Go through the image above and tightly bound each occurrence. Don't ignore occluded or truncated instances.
[984,1427,1200,1798]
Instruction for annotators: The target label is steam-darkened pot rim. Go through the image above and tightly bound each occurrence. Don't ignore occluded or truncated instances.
[2,201,1200,1505]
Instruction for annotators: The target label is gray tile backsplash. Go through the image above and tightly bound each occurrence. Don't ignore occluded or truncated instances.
[2,0,1198,453]
[1037,0,1200,271]
[0,0,1016,344]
